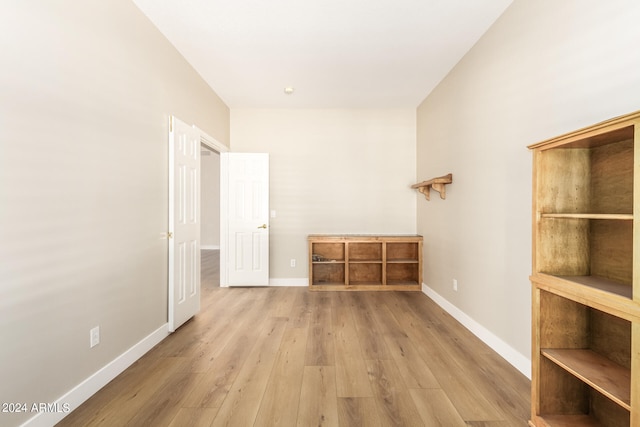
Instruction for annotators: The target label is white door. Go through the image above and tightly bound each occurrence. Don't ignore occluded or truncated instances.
[225,153,269,286]
[168,116,200,331]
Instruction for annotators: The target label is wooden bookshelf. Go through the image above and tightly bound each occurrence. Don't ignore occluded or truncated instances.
[529,111,640,427]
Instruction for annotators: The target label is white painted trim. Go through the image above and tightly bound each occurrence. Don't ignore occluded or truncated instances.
[421,283,531,379]
[21,324,170,427]
[201,245,220,250]
[195,125,228,289]
[197,128,224,272]
[219,153,229,287]
[269,278,308,287]
[196,126,228,154]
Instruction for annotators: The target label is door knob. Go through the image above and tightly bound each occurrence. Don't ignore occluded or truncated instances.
[257,224,267,229]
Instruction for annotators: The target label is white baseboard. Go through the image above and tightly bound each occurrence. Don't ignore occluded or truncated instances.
[22,324,170,427]
[269,278,308,287]
[201,245,220,250]
[421,283,531,379]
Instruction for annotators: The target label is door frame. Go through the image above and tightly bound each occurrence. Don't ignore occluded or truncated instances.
[196,126,229,287]
[169,125,269,289]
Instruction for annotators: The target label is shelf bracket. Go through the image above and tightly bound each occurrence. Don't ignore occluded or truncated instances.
[411,173,453,200]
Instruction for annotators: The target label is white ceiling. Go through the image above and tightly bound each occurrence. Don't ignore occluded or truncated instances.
[132,0,512,109]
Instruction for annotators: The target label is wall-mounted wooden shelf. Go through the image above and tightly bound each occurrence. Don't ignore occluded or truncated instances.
[412,173,453,200]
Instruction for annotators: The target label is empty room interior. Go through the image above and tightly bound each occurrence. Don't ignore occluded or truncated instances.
[2,1,640,426]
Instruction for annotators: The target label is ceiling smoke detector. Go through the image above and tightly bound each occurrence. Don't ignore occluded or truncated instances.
[284,87,295,95]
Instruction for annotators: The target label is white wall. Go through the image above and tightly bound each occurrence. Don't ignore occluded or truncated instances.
[201,149,221,249]
[0,2,229,426]
[231,109,417,282]
[416,0,640,374]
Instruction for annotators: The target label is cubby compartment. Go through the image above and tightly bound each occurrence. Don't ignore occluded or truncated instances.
[311,263,345,286]
[386,263,419,286]
[537,361,630,427]
[311,242,345,262]
[536,290,631,425]
[539,290,631,374]
[387,242,419,261]
[349,263,382,285]
[536,218,633,299]
[536,129,633,216]
[348,242,382,262]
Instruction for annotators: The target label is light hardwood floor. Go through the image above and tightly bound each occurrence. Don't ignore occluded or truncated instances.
[57,251,530,426]
[201,250,220,289]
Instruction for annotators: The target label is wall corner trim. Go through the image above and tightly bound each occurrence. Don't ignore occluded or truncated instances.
[421,283,531,379]
[21,324,170,427]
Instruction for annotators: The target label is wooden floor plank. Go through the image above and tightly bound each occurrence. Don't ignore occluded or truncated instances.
[332,294,374,398]
[200,249,220,288]
[210,317,288,427]
[465,422,516,427]
[254,327,308,427]
[58,357,188,426]
[149,289,239,359]
[365,358,424,427]
[180,315,265,409]
[337,397,382,427]
[347,293,392,360]
[167,407,219,427]
[297,366,339,427]
[397,292,530,424]
[384,292,504,422]
[288,288,314,329]
[365,293,440,389]
[184,290,260,373]
[124,371,201,426]
[305,294,335,366]
[269,286,298,317]
[409,388,467,427]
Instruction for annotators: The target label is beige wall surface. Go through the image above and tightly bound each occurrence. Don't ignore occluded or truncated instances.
[416,0,640,361]
[0,1,229,425]
[231,109,417,280]
[201,149,221,248]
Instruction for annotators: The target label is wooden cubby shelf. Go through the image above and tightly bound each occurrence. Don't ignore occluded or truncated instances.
[542,349,631,410]
[540,213,633,220]
[308,235,422,291]
[529,111,640,427]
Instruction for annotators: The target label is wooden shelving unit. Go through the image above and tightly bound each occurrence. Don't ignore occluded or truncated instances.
[529,111,640,427]
[308,235,422,291]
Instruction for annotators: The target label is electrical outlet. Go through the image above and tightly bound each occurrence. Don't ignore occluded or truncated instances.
[453,279,458,291]
[90,326,100,348]
[290,259,296,268]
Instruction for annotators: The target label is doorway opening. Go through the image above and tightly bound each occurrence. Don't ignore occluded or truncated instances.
[200,144,220,289]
